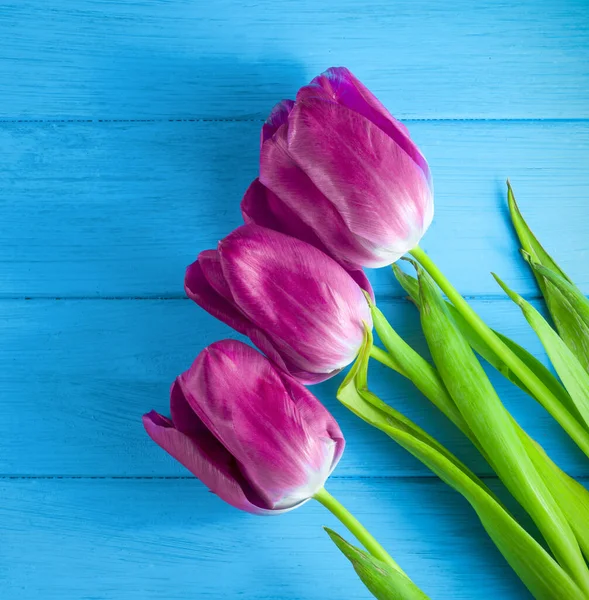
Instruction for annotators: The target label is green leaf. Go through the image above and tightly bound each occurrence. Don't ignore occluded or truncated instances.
[507,181,569,281]
[409,244,589,462]
[528,260,589,328]
[524,437,589,562]
[325,529,430,600]
[393,265,574,411]
[337,334,584,600]
[525,258,589,372]
[508,182,589,371]
[393,263,420,303]
[370,343,407,377]
[340,328,496,497]
[389,266,589,559]
[495,331,583,422]
[493,273,589,430]
[370,300,468,435]
[416,266,589,594]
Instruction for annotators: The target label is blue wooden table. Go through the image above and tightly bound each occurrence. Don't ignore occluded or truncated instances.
[2,2,588,598]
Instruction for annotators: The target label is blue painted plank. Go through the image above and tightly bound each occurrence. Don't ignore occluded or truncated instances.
[0,1,588,119]
[2,3,586,600]
[1,298,586,478]
[1,120,588,298]
[2,476,560,599]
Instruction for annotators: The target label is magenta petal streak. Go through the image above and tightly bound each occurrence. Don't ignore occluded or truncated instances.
[143,340,345,513]
[186,224,371,384]
[248,66,433,270]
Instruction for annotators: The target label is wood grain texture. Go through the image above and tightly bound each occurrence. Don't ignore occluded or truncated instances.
[3,2,589,599]
[3,476,568,600]
[1,1,588,119]
[2,120,588,298]
[2,298,587,478]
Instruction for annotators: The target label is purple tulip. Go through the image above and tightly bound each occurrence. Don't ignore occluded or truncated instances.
[185,224,372,384]
[241,178,373,295]
[242,66,433,270]
[143,340,345,513]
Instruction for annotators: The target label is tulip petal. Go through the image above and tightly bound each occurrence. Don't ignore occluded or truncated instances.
[348,269,375,301]
[298,67,431,184]
[170,379,212,436]
[142,408,271,514]
[279,372,346,471]
[241,177,326,250]
[184,254,298,376]
[283,366,340,385]
[286,98,433,266]
[241,178,374,298]
[260,135,386,269]
[306,67,431,185]
[184,259,251,334]
[302,67,410,137]
[261,99,295,144]
[219,225,371,376]
[197,249,234,301]
[179,340,339,509]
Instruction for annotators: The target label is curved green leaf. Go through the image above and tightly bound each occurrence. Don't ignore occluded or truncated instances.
[507,181,569,282]
[388,267,589,559]
[325,529,430,600]
[494,274,589,430]
[417,266,589,594]
[337,333,585,600]
[508,182,589,371]
[392,265,576,417]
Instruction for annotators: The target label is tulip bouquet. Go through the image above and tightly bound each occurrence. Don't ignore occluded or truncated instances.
[144,67,589,599]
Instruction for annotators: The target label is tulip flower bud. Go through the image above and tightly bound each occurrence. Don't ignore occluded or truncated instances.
[185,224,372,384]
[242,66,433,270]
[241,178,374,296]
[143,340,345,513]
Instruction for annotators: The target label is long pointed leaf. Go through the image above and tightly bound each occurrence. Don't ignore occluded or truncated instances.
[371,302,468,434]
[409,245,589,460]
[508,182,589,370]
[343,328,495,497]
[528,261,589,327]
[496,331,584,423]
[417,266,589,594]
[524,437,589,562]
[337,336,584,600]
[325,529,430,600]
[393,265,576,416]
[372,292,589,560]
[526,258,589,371]
[507,181,569,281]
[494,274,589,430]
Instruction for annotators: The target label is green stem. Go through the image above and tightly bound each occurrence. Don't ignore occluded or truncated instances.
[370,344,406,374]
[372,306,589,567]
[409,245,589,459]
[313,487,404,573]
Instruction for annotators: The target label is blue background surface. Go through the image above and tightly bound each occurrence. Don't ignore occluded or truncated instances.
[1,2,588,598]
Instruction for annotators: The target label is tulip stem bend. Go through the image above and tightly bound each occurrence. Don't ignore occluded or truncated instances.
[370,344,406,374]
[409,245,589,460]
[313,487,403,573]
